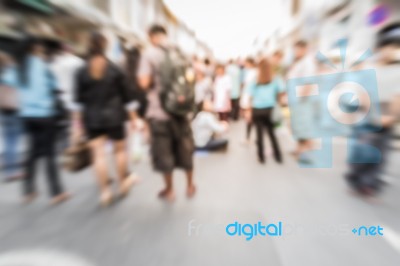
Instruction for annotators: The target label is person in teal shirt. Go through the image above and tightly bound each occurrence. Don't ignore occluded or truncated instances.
[247,58,284,164]
[247,77,285,109]
[17,37,69,205]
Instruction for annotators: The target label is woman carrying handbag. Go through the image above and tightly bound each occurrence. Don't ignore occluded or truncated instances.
[73,32,138,207]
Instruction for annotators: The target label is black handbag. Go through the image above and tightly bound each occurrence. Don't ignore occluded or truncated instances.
[53,89,70,129]
[62,141,92,172]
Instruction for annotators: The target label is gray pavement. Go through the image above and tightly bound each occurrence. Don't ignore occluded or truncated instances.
[0,122,399,266]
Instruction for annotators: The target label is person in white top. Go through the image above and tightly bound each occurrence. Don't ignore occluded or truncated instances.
[213,64,232,121]
[240,57,257,142]
[49,45,85,150]
[194,66,212,113]
[192,100,228,151]
[286,40,317,164]
[49,45,84,111]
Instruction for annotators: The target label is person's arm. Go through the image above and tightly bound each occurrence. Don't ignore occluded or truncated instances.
[117,67,139,128]
[1,66,19,88]
[206,113,227,134]
[392,95,400,120]
[137,53,152,91]
[226,77,232,95]
[73,66,85,106]
[47,67,58,92]
[245,82,256,122]
[275,78,287,106]
[382,94,400,127]
[70,68,85,144]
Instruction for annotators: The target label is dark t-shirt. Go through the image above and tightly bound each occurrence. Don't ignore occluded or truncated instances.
[75,61,132,129]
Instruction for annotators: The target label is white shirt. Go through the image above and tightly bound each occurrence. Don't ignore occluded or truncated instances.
[226,64,241,99]
[195,77,212,104]
[49,53,84,110]
[286,55,317,99]
[240,68,257,109]
[287,55,317,79]
[192,111,225,147]
[213,75,232,112]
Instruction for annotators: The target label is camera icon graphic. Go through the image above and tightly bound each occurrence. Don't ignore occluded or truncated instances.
[286,46,382,168]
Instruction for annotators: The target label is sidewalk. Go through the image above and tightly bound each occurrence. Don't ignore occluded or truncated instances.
[0,121,399,266]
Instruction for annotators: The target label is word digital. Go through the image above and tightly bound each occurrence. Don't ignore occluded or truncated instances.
[226,221,283,241]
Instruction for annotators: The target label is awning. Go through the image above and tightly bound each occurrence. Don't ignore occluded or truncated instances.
[6,0,54,14]
[162,3,178,25]
[0,27,23,40]
[48,0,143,45]
[47,0,113,27]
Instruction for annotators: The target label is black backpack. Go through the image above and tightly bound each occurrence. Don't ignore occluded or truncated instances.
[159,48,195,117]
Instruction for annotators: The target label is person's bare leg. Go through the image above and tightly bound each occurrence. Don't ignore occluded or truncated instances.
[114,139,136,197]
[306,139,314,150]
[297,139,314,164]
[186,170,196,198]
[297,140,307,154]
[114,140,128,182]
[90,137,112,206]
[159,172,175,201]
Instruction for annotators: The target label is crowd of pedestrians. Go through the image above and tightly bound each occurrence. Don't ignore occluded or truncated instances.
[1,23,399,207]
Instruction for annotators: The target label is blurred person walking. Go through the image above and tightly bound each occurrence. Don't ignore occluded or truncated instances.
[17,38,69,204]
[226,60,241,121]
[125,47,147,119]
[74,32,137,207]
[345,34,400,198]
[270,51,297,154]
[49,44,84,112]
[345,77,398,197]
[124,47,148,162]
[0,52,24,182]
[286,40,317,164]
[137,25,196,202]
[240,57,257,144]
[248,59,284,164]
[213,64,232,121]
[49,43,84,150]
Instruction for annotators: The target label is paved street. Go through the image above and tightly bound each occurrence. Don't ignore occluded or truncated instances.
[0,122,400,266]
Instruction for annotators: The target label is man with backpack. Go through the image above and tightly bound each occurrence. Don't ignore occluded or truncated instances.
[137,25,196,202]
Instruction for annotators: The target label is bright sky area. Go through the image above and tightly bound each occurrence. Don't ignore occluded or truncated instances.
[164,0,284,60]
